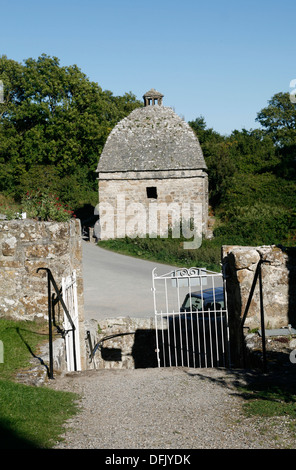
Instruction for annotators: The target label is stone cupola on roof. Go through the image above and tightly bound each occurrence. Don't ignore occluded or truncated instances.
[97,90,207,173]
[143,88,164,106]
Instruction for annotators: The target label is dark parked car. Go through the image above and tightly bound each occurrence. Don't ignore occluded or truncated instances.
[164,286,229,368]
[180,286,225,313]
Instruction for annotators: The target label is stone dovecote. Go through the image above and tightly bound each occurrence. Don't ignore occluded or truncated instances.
[96,89,208,240]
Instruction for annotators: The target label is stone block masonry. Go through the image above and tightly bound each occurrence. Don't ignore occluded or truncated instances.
[98,170,208,240]
[222,245,296,364]
[97,96,209,242]
[85,317,163,369]
[0,218,86,369]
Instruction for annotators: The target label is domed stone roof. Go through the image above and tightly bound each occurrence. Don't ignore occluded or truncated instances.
[97,100,206,173]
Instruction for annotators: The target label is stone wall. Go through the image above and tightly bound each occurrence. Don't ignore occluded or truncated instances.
[85,317,159,369]
[98,169,208,239]
[0,218,86,370]
[222,245,296,362]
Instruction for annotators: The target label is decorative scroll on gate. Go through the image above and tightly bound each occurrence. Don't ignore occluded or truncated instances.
[152,267,231,368]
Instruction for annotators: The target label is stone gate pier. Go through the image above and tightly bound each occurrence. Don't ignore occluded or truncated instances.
[0,218,87,371]
[222,244,296,363]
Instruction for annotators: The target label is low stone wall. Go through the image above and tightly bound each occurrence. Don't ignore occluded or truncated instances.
[85,317,160,369]
[222,245,296,363]
[0,218,86,370]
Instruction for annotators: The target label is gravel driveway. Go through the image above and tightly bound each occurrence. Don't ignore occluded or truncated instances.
[47,366,295,450]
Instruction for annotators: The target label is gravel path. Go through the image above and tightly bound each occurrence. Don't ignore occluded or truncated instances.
[46,367,295,449]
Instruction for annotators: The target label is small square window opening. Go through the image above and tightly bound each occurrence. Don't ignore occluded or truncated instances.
[146,187,158,199]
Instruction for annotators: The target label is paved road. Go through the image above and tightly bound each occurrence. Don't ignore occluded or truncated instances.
[82,241,177,321]
[82,241,223,322]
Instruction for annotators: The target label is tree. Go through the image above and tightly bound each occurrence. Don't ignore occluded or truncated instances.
[189,117,234,206]
[227,129,279,175]
[256,92,296,180]
[256,92,296,147]
[189,112,296,245]
[0,54,142,205]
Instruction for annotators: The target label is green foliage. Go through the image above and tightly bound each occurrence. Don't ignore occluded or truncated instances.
[99,235,222,272]
[239,383,296,420]
[243,391,296,419]
[189,117,232,205]
[1,54,296,246]
[255,92,296,181]
[0,193,22,219]
[0,380,79,448]
[215,203,296,246]
[68,90,296,264]
[189,95,296,247]
[221,172,296,209]
[227,129,280,174]
[256,92,296,148]
[0,318,49,379]
[9,164,97,209]
[21,190,75,222]
[0,53,142,211]
[0,318,80,449]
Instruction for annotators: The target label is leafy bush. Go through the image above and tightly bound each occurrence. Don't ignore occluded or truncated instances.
[214,203,296,245]
[0,194,22,219]
[21,190,76,222]
[15,164,98,209]
[221,173,296,209]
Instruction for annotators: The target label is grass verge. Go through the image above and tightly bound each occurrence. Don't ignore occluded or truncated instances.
[240,384,296,420]
[237,378,296,445]
[0,318,80,449]
[0,379,79,448]
[0,318,49,380]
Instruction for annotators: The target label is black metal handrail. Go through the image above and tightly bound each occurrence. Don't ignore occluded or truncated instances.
[240,259,267,371]
[86,330,135,363]
[37,267,77,379]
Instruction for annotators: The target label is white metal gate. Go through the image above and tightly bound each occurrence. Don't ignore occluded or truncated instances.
[152,267,231,368]
[62,270,81,371]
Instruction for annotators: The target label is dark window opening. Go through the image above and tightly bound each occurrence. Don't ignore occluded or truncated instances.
[146,187,158,199]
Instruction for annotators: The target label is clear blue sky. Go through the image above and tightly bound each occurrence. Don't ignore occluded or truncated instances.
[1,0,295,135]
